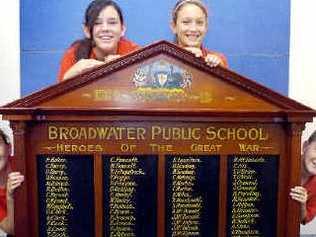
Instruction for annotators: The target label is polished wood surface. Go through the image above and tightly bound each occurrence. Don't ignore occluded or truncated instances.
[0,41,315,237]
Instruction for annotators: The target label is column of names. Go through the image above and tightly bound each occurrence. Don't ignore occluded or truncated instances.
[166,155,219,237]
[38,155,95,237]
[231,156,261,236]
[108,156,145,237]
[45,156,73,237]
[171,157,202,236]
[227,155,278,237]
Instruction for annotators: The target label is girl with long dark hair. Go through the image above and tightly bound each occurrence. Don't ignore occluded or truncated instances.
[58,0,139,81]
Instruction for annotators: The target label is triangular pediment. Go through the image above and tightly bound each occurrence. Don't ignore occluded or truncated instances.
[1,41,315,119]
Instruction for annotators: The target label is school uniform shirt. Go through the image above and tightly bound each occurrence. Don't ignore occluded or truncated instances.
[0,158,13,222]
[303,175,316,224]
[0,187,6,222]
[57,37,139,82]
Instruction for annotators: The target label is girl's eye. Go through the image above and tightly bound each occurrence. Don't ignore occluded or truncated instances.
[108,20,119,25]
[197,20,204,26]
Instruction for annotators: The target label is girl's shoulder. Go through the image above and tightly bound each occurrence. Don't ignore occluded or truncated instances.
[117,38,140,55]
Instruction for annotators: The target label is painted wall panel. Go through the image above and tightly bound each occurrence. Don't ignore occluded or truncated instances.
[21,0,290,96]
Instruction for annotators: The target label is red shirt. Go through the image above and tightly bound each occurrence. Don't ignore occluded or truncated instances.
[57,37,139,82]
[303,176,316,223]
[0,157,13,222]
[0,187,6,221]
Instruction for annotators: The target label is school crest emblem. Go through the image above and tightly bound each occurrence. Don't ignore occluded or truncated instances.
[132,60,192,89]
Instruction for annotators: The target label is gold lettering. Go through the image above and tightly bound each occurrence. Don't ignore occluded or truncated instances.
[230,156,263,236]
[56,144,103,153]
[108,156,147,235]
[218,128,228,140]
[149,143,174,152]
[206,126,216,140]
[206,126,269,141]
[236,128,247,140]
[45,156,72,236]
[136,128,146,140]
[239,144,260,152]
[48,126,58,140]
[151,126,201,141]
[48,126,146,141]
[151,126,161,140]
[60,127,69,140]
[190,143,222,152]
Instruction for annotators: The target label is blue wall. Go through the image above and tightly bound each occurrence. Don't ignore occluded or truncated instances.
[21,0,290,96]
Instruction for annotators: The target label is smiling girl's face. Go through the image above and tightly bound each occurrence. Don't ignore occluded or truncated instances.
[85,5,126,58]
[171,2,208,48]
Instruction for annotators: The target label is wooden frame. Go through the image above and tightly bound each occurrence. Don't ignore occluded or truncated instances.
[1,41,315,237]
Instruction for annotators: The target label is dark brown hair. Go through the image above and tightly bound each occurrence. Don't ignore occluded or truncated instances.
[74,0,124,61]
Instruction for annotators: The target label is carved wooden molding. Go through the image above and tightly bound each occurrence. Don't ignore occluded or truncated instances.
[1,41,315,114]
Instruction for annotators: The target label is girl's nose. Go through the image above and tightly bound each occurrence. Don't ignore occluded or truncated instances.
[189,22,198,31]
[99,22,110,31]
